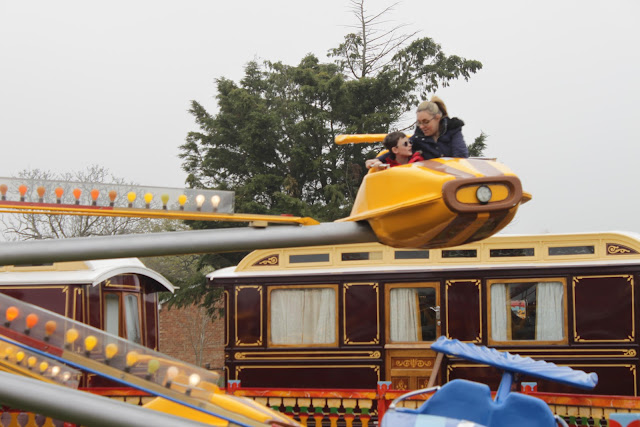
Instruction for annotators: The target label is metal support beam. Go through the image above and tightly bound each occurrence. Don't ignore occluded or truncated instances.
[0,222,378,265]
[0,371,218,427]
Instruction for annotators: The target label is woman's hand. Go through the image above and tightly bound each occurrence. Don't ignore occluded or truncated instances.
[366,158,383,169]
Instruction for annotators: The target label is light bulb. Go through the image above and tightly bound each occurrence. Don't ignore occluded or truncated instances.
[55,187,64,203]
[0,184,7,200]
[5,306,19,323]
[211,195,221,212]
[25,313,38,333]
[72,188,81,205]
[144,192,153,208]
[18,185,27,202]
[44,320,57,338]
[178,194,187,210]
[90,189,99,206]
[195,194,205,211]
[28,356,37,369]
[161,194,169,210]
[84,335,98,352]
[127,192,136,208]
[105,343,118,360]
[51,366,60,377]
[16,351,25,363]
[37,186,45,202]
[147,359,160,375]
[108,190,117,207]
[39,361,49,373]
[4,347,14,359]
[188,373,201,388]
[61,371,71,382]
[65,328,79,345]
[125,351,139,370]
[165,366,179,386]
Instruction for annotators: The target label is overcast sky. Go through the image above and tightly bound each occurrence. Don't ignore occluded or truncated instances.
[1,0,639,236]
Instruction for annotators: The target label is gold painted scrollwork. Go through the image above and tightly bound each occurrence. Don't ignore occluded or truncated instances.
[624,349,637,357]
[254,255,279,266]
[607,244,638,255]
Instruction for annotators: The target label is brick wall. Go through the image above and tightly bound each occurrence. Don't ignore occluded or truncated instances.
[158,303,225,370]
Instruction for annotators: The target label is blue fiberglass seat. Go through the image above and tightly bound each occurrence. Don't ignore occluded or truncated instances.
[489,391,557,427]
[416,379,492,425]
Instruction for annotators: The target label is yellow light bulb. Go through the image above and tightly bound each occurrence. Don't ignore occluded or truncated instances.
[39,361,49,373]
[28,356,37,368]
[127,192,136,203]
[105,343,118,360]
[65,328,79,345]
[4,347,14,359]
[160,194,169,208]
[144,192,153,206]
[84,335,98,352]
[16,351,25,363]
[147,359,160,375]
[126,351,139,367]
[178,194,187,208]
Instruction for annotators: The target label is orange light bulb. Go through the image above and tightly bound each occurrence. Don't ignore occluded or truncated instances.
[44,320,57,336]
[55,187,64,203]
[72,188,82,204]
[5,306,19,323]
[0,184,7,200]
[108,190,117,206]
[37,186,45,202]
[18,185,27,201]
[25,313,39,329]
[90,189,100,205]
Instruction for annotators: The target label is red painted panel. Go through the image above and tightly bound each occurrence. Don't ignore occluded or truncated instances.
[574,276,633,341]
[143,290,158,350]
[0,287,68,317]
[446,280,481,342]
[235,286,262,346]
[237,366,380,389]
[344,283,379,344]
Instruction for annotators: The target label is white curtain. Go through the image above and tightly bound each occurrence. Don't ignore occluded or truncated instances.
[491,284,508,341]
[536,282,564,340]
[124,294,142,344]
[390,288,420,342]
[271,288,335,344]
[105,294,120,337]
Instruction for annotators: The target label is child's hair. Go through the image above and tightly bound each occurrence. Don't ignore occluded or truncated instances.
[383,131,407,157]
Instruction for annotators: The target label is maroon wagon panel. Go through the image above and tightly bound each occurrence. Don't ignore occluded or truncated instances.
[236,365,380,389]
[344,282,380,345]
[0,287,70,318]
[235,285,263,346]
[573,275,634,342]
[446,279,482,342]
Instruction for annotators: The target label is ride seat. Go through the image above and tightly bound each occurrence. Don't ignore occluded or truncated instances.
[488,391,556,427]
[417,379,492,425]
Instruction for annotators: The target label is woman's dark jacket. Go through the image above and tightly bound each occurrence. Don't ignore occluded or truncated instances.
[377,117,469,162]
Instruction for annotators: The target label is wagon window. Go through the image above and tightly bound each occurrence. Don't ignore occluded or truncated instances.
[124,294,142,344]
[389,287,437,342]
[270,287,336,345]
[105,294,120,337]
[489,281,564,342]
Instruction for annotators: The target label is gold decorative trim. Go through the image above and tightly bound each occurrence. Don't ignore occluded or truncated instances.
[253,254,279,266]
[573,275,634,342]
[343,282,380,345]
[235,285,263,347]
[0,285,70,319]
[607,243,639,255]
[104,274,140,290]
[235,350,381,360]
[224,290,229,347]
[445,279,482,343]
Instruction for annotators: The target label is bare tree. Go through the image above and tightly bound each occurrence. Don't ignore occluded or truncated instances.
[329,0,418,79]
[0,165,151,241]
